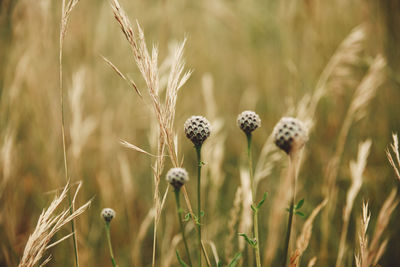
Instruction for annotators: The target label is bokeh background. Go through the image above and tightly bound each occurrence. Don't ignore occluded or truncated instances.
[1,0,400,266]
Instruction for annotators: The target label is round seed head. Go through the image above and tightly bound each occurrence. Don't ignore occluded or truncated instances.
[237,110,261,134]
[166,167,189,189]
[101,208,115,223]
[184,116,211,147]
[273,117,308,154]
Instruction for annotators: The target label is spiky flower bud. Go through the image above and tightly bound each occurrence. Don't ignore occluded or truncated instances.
[237,110,261,134]
[184,116,211,147]
[166,167,189,189]
[273,117,308,154]
[101,208,115,223]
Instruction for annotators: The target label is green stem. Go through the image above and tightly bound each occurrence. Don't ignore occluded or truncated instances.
[246,133,255,198]
[105,223,118,267]
[282,198,294,267]
[246,133,261,267]
[195,145,202,267]
[174,189,193,267]
[253,210,261,267]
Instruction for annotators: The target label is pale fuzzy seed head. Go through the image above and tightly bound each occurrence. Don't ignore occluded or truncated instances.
[166,167,189,189]
[184,116,211,147]
[237,110,261,134]
[101,208,115,223]
[273,117,308,154]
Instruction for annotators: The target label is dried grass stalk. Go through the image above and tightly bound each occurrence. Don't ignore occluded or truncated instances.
[368,189,397,265]
[101,55,142,97]
[321,54,386,260]
[59,0,82,265]
[355,189,397,267]
[386,133,400,182]
[18,183,91,267]
[69,68,97,160]
[289,199,327,267]
[110,1,193,265]
[336,140,371,267]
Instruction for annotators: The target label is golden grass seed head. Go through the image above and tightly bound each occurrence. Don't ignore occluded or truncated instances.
[101,208,115,223]
[184,116,211,147]
[237,110,261,134]
[166,167,189,189]
[273,117,308,154]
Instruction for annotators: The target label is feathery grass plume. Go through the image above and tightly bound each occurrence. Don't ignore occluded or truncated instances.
[335,140,371,267]
[307,24,366,119]
[237,110,262,267]
[110,1,192,265]
[273,117,308,267]
[0,127,15,198]
[355,201,371,267]
[289,199,327,267]
[354,137,400,267]
[18,182,91,267]
[355,190,398,267]
[101,208,118,267]
[368,189,398,265]
[321,54,386,260]
[386,133,400,182]
[166,168,193,266]
[68,67,97,160]
[59,0,81,265]
[184,115,211,266]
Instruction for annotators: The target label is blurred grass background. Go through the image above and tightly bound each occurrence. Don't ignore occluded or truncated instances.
[1,0,400,266]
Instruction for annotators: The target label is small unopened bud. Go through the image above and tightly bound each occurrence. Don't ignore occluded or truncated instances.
[166,168,189,189]
[237,110,261,134]
[184,116,211,147]
[273,117,308,154]
[101,208,115,223]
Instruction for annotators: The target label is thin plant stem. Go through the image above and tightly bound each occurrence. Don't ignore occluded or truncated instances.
[282,196,294,267]
[282,152,300,266]
[105,222,118,267]
[59,1,79,265]
[246,133,261,267]
[174,189,193,267]
[195,145,202,267]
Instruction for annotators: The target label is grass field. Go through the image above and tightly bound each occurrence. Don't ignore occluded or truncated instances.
[1,0,400,266]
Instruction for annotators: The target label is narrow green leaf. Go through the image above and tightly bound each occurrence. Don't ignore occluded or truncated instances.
[251,204,257,212]
[227,252,242,267]
[176,250,190,267]
[217,261,223,267]
[200,211,205,217]
[257,192,268,209]
[295,211,305,217]
[295,198,305,210]
[238,233,256,247]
